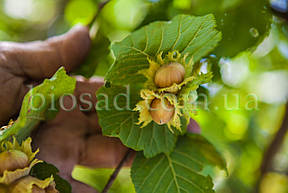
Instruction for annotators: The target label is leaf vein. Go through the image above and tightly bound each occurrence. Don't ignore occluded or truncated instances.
[174,150,204,167]
[156,23,164,54]
[137,157,165,190]
[165,179,173,193]
[143,26,149,52]
[118,45,149,57]
[121,115,134,144]
[166,155,181,193]
[180,187,189,193]
[151,166,170,193]
[172,160,201,175]
[176,175,205,193]
[189,32,220,57]
[171,15,183,50]
[181,21,205,52]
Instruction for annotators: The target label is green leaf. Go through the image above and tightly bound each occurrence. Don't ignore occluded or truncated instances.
[97,85,178,158]
[138,0,173,27]
[178,0,242,15]
[30,162,59,179]
[30,162,72,193]
[65,0,98,26]
[173,0,272,57]
[0,67,76,142]
[72,166,135,193]
[131,134,227,193]
[53,175,73,193]
[213,0,272,57]
[120,120,179,158]
[106,14,221,85]
[138,0,272,58]
[74,31,112,77]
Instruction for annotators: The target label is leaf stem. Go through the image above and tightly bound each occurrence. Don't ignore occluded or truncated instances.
[255,103,288,193]
[101,149,133,193]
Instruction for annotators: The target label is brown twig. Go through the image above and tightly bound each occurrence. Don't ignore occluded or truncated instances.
[88,0,110,28]
[255,103,288,193]
[101,149,133,193]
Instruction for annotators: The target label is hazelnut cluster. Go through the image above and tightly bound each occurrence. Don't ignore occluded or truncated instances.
[134,50,210,132]
[0,136,58,193]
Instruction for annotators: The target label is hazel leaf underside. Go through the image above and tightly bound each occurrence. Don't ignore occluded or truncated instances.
[106,14,221,85]
[131,134,227,193]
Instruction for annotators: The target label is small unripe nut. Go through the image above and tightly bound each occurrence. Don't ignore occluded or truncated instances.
[150,98,175,125]
[154,62,185,88]
[0,150,29,175]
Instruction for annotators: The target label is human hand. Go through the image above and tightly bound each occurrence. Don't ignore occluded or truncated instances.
[0,26,133,192]
[0,25,90,126]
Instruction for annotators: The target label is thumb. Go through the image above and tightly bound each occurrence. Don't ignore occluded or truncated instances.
[0,25,91,80]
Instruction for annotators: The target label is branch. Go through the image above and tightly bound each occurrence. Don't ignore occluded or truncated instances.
[101,149,133,193]
[256,103,288,192]
[88,0,110,28]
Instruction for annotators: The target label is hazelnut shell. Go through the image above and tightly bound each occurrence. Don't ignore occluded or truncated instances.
[154,62,185,88]
[0,150,29,175]
[150,98,175,125]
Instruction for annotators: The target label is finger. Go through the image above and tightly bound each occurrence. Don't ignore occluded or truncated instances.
[72,78,136,168]
[69,180,96,193]
[0,25,91,80]
[74,76,104,113]
[33,124,134,179]
[0,73,29,125]
[86,113,102,134]
[32,109,89,176]
[79,135,135,168]
[57,76,104,134]
[73,76,104,134]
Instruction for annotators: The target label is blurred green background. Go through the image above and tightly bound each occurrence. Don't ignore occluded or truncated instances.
[0,0,288,193]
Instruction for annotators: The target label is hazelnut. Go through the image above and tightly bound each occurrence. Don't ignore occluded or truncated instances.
[0,150,29,176]
[154,62,185,88]
[9,176,59,193]
[150,98,175,125]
